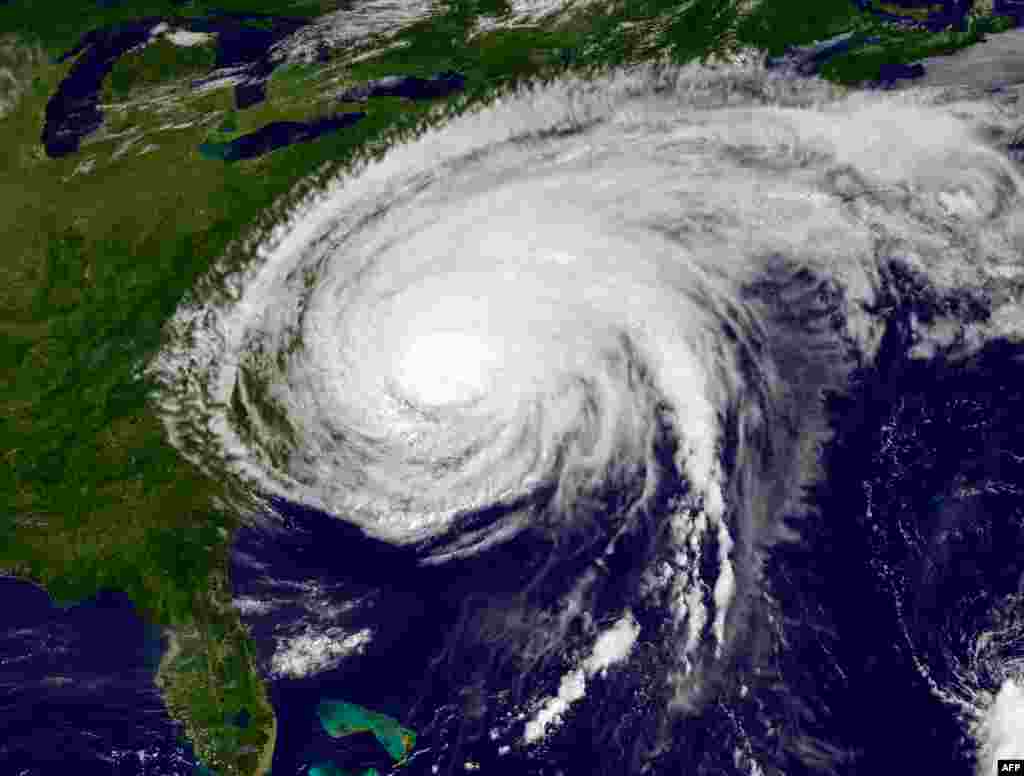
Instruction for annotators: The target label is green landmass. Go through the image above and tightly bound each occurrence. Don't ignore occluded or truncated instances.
[104,36,217,101]
[318,699,417,764]
[1,0,1017,775]
[0,0,344,58]
[874,1,944,20]
[156,571,277,776]
[818,11,1017,84]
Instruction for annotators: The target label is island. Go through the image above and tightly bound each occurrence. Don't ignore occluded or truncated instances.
[317,699,417,765]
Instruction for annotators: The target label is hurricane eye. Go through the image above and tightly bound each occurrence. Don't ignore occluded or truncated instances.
[394,330,502,406]
[146,60,1024,776]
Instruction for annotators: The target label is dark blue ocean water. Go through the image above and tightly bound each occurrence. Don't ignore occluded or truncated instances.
[4,287,1021,776]
[227,297,1024,776]
[227,500,512,775]
[15,4,1024,774]
[726,300,1024,776]
[0,579,200,776]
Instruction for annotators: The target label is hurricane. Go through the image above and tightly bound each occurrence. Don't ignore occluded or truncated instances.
[147,60,1024,775]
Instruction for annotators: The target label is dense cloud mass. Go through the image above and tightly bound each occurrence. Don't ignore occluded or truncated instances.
[148,61,1024,774]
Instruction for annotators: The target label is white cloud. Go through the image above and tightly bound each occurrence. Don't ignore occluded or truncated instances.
[524,611,640,743]
[270,626,373,678]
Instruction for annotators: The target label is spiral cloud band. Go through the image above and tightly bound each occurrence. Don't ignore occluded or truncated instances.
[149,60,1024,766]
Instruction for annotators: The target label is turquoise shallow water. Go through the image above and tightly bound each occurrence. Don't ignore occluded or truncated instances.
[207,57,1024,775]
[12,4,1024,775]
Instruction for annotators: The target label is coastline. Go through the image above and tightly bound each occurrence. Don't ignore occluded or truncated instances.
[255,712,277,776]
[157,625,278,776]
[155,626,181,689]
